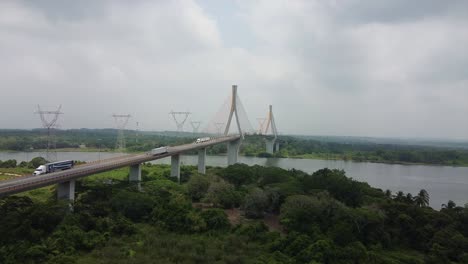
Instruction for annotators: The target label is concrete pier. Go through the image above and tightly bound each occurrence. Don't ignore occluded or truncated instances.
[171,154,181,182]
[198,148,206,174]
[228,139,241,165]
[57,180,75,201]
[129,164,141,182]
[266,139,275,154]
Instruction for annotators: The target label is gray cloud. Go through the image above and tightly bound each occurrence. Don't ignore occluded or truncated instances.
[0,0,467,139]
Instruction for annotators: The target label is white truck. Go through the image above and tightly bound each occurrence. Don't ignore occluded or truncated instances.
[195,137,211,144]
[33,160,75,175]
[149,146,168,156]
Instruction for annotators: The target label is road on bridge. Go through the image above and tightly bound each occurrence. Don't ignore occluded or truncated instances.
[0,135,240,197]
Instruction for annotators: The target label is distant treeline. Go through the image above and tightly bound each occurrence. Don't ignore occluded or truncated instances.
[0,129,194,152]
[0,157,48,169]
[1,129,468,166]
[243,135,468,166]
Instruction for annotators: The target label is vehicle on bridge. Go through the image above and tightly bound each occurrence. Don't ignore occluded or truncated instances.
[33,160,75,175]
[149,146,168,155]
[195,137,211,144]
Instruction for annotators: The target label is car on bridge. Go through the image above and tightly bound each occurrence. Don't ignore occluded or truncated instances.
[149,146,168,155]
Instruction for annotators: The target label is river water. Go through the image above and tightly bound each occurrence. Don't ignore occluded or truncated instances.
[1,151,467,209]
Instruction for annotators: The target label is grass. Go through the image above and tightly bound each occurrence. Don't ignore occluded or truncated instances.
[0,167,34,175]
[16,186,56,202]
[77,224,264,264]
[83,168,131,183]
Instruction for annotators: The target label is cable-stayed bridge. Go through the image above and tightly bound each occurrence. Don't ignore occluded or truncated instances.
[0,85,279,202]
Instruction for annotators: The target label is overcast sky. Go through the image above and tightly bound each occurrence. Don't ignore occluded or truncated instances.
[1,0,467,139]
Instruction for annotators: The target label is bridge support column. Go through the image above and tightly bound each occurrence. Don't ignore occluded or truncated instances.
[275,142,280,152]
[228,139,241,165]
[171,154,181,182]
[57,180,75,201]
[266,139,275,154]
[129,164,141,182]
[129,164,142,190]
[198,148,206,174]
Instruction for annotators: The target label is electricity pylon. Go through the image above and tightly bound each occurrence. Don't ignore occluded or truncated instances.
[190,121,202,133]
[35,105,63,161]
[256,118,267,135]
[169,111,191,132]
[135,121,139,143]
[113,114,131,150]
[215,122,225,135]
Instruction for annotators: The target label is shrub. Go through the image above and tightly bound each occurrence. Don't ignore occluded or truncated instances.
[187,174,210,201]
[201,209,230,230]
[204,180,242,208]
[243,188,269,219]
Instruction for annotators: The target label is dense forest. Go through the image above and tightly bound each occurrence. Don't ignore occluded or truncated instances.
[1,129,468,166]
[1,161,467,263]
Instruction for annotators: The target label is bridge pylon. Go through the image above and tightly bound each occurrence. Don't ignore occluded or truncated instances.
[263,105,279,154]
[224,85,244,138]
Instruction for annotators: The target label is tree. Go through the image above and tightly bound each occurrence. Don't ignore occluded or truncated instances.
[111,190,155,222]
[221,163,255,187]
[405,193,414,204]
[393,191,405,202]
[384,189,392,198]
[0,159,16,168]
[414,189,429,207]
[280,193,346,235]
[186,174,210,201]
[200,209,230,230]
[442,200,456,210]
[243,188,269,219]
[204,180,242,208]
[30,157,48,168]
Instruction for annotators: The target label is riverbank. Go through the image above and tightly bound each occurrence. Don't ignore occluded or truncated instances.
[292,153,468,167]
[2,147,468,167]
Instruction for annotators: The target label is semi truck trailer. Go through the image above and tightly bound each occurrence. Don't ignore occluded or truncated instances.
[195,137,211,144]
[33,160,75,175]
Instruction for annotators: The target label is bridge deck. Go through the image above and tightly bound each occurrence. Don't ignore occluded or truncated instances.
[0,135,240,197]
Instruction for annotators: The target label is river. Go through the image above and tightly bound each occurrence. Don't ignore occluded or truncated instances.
[1,151,467,209]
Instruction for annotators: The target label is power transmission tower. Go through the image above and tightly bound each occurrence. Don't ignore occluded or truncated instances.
[215,122,225,135]
[169,111,191,132]
[112,114,131,150]
[256,118,267,135]
[35,105,63,162]
[190,121,202,133]
[135,121,139,143]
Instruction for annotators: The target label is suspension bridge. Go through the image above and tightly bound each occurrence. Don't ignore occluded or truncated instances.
[0,85,279,202]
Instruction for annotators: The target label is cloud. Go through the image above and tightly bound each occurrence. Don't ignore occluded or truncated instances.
[237,0,468,138]
[0,0,467,139]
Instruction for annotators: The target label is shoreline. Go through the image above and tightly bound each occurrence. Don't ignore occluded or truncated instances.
[1,148,467,168]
